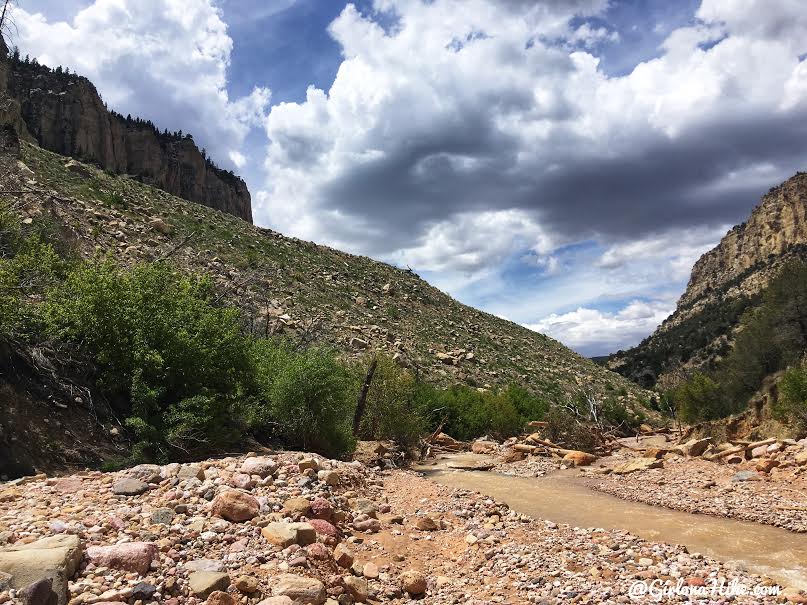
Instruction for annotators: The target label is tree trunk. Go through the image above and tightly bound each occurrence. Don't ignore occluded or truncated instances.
[353,356,378,437]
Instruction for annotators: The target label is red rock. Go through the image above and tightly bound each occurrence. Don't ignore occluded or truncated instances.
[86,542,157,575]
[686,577,706,586]
[309,497,334,520]
[306,542,331,560]
[308,519,339,538]
[211,490,260,522]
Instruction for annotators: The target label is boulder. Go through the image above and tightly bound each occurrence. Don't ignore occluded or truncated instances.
[343,576,368,603]
[333,543,355,568]
[612,457,664,475]
[234,575,259,594]
[562,451,597,466]
[795,450,807,465]
[308,519,339,538]
[272,574,326,605]
[85,542,157,574]
[0,535,83,605]
[126,464,162,483]
[112,478,149,496]
[211,490,260,522]
[262,522,317,547]
[400,570,427,596]
[680,438,712,457]
[188,572,230,598]
[731,470,761,482]
[240,457,277,478]
[177,464,205,480]
[282,497,311,517]
[297,458,319,472]
[471,440,497,454]
[309,497,334,520]
[206,591,236,605]
[317,470,340,486]
[257,598,294,605]
[756,459,779,473]
[414,516,439,531]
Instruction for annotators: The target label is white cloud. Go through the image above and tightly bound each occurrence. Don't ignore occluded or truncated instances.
[13,0,270,172]
[527,300,674,356]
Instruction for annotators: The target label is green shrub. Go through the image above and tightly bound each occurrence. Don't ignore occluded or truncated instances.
[43,261,253,460]
[253,339,355,458]
[672,372,725,422]
[775,363,807,432]
[353,354,426,448]
[0,234,66,337]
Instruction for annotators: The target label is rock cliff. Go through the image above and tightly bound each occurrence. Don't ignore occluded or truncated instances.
[607,172,807,387]
[2,51,252,222]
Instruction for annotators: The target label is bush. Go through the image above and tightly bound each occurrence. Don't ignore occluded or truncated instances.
[253,339,355,458]
[672,372,725,422]
[43,261,253,460]
[0,217,67,337]
[353,355,426,448]
[775,363,807,432]
[543,407,598,452]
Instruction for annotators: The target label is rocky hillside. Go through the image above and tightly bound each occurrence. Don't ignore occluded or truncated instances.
[10,142,647,409]
[608,171,807,387]
[1,45,252,222]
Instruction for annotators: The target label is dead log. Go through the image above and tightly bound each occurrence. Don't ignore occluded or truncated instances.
[704,438,776,461]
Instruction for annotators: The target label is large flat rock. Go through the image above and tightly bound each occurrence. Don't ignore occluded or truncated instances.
[0,534,82,605]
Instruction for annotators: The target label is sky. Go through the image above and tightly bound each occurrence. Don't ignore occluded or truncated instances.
[9,0,807,356]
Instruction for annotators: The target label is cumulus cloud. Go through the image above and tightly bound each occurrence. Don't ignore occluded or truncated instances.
[13,0,270,171]
[527,300,674,357]
[257,0,807,271]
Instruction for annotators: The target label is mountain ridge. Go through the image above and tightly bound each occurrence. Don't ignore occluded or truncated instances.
[0,42,253,222]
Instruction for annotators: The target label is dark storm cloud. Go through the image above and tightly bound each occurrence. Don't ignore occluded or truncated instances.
[318,105,807,256]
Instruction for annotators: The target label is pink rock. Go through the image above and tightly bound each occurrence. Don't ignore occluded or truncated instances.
[352,518,380,533]
[230,473,255,490]
[309,498,333,521]
[86,542,157,575]
[308,519,339,538]
[306,542,331,560]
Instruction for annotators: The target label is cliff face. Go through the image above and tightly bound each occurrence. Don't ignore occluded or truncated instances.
[607,172,807,387]
[680,174,807,309]
[4,56,252,222]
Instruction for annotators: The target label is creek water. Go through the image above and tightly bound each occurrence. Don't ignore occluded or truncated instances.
[416,454,807,590]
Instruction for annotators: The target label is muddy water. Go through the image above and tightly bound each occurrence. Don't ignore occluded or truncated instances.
[417,454,807,590]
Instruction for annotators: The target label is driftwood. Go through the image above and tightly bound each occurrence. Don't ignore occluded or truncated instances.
[704,438,776,461]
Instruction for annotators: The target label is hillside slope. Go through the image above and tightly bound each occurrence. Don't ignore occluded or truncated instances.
[608,172,807,388]
[12,142,647,410]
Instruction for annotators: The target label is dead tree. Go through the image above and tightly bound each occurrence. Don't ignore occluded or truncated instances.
[352,355,378,437]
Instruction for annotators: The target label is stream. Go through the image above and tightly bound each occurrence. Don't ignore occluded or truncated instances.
[416,453,807,590]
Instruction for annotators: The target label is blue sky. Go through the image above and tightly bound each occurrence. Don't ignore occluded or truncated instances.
[12,0,807,355]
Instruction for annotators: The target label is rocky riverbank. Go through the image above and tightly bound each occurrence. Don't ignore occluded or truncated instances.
[586,445,807,533]
[0,450,800,604]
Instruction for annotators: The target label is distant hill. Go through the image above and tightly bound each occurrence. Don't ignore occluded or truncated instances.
[607,172,807,388]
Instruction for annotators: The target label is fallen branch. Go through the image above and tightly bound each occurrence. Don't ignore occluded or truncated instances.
[704,438,776,461]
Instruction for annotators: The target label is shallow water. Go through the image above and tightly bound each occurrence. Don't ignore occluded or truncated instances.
[417,454,807,590]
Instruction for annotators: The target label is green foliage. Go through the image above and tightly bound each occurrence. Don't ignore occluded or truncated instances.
[775,363,807,431]
[43,261,253,460]
[671,372,725,422]
[252,339,355,457]
[412,382,548,441]
[670,261,807,422]
[0,213,67,337]
[353,355,426,448]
